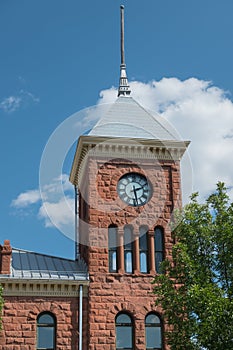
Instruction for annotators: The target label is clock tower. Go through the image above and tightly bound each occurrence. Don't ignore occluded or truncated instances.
[70,6,189,350]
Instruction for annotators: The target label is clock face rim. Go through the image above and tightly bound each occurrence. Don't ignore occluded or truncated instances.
[117,172,152,207]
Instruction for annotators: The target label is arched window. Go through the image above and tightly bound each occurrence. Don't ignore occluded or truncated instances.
[139,226,149,273]
[116,313,133,349]
[124,226,133,273]
[108,225,118,272]
[145,313,163,349]
[37,312,56,350]
[154,227,164,274]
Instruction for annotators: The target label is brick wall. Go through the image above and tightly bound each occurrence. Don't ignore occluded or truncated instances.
[79,158,181,252]
[0,295,87,350]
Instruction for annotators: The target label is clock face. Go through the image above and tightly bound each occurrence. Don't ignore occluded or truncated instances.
[117,172,152,207]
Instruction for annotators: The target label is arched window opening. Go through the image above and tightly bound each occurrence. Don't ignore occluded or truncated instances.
[108,225,118,272]
[154,227,164,274]
[37,312,56,350]
[139,226,149,273]
[116,312,133,349]
[124,226,133,273]
[145,313,163,349]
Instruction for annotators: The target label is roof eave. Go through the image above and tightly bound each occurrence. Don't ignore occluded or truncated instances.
[69,135,190,186]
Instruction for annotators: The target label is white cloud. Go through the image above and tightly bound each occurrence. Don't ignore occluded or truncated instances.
[12,77,233,233]
[38,196,74,229]
[20,89,40,104]
[0,90,39,113]
[41,174,73,200]
[0,96,22,113]
[38,174,74,233]
[11,174,74,235]
[99,78,233,201]
[11,189,41,208]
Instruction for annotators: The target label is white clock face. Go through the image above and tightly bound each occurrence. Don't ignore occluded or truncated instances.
[117,172,152,207]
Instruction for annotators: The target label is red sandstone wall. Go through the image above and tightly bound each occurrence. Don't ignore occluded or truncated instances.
[79,158,181,254]
[79,157,180,349]
[0,241,12,275]
[0,296,87,350]
[87,267,167,350]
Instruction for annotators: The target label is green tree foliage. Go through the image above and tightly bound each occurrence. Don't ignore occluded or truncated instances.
[153,182,233,349]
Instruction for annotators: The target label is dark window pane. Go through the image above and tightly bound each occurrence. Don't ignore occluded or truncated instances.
[155,227,164,274]
[146,327,162,348]
[116,313,133,349]
[125,251,133,273]
[37,314,54,324]
[109,226,118,248]
[109,226,118,272]
[155,252,163,274]
[139,227,148,273]
[37,327,54,348]
[155,228,163,251]
[139,232,147,250]
[146,314,160,324]
[116,314,131,324]
[124,226,133,249]
[140,252,147,273]
[109,251,117,272]
[124,226,133,273]
[145,313,162,349]
[37,313,55,350]
[116,326,132,348]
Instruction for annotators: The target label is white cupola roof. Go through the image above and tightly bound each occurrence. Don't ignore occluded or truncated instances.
[87,96,179,141]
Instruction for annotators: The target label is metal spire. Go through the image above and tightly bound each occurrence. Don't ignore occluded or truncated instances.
[118,5,131,97]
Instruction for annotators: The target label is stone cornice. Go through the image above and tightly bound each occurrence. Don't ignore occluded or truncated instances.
[0,278,89,297]
[70,135,190,186]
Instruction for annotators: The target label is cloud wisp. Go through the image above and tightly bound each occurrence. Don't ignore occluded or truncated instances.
[0,90,39,113]
[11,189,41,208]
[11,174,74,233]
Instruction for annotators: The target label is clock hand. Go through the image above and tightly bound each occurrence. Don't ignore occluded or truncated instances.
[133,185,138,205]
[135,186,143,191]
[130,185,143,192]
[134,185,147,192]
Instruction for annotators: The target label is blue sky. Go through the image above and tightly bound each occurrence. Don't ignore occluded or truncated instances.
[1,0,233,259]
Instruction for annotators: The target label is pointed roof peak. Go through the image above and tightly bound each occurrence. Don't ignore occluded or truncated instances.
[87,96,180,141]
[118,5,131,97]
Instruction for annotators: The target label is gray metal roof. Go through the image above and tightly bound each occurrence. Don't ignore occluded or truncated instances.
[88,96,179,140]
[4,248,88,281]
